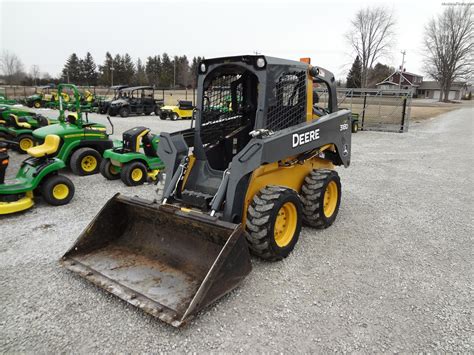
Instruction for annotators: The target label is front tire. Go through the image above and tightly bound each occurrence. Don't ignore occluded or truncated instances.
[33,100,42,108]
[100,158,121,180]
[41,175,75,206]
[121,161,147,186]
[70,148,102,176]
[170,112,179,121]
[119,107,130,118]
[301,169,341,229]
[352,120,359,133]
[246,186,302,261]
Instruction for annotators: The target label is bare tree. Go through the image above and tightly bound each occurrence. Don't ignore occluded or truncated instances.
[0,50,25,84]
[30,65,40,86]
[346,6,396,87]
[423,6,473,102]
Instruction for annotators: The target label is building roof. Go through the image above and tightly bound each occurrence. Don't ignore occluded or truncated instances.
[419,81,469,90]
[376,69,422,87]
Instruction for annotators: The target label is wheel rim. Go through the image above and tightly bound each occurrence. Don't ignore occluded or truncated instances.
[323,180,338,217]
[109,164,119,175]
[34,102,41,108]
[20,138,34,151]
[274,202,297,247]
[52,183,69,200]
[81,155,97,172]
[131,168,143,182]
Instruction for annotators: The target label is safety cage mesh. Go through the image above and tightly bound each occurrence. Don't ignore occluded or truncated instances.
[266,71,307,131]
[200,74,244,145]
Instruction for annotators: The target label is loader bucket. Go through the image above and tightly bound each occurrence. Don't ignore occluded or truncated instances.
[60,194,252,327]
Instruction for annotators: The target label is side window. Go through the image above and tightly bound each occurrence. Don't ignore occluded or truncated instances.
[266,70,306,131]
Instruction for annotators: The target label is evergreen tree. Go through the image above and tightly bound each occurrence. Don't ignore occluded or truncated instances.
[367,62,393,88]
[189,56,204,88]
[122,53,136,84]
[145,55,161,86]
[160,53,174,88]
[112,54,125,84]
[135,58,147,85]
[346,56,362,88]
[98,52,114,86]
[61,53,82,83]
[81,52,98,86]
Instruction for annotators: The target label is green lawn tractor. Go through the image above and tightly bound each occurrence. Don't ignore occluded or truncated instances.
[32,84,114,176]
[159,100,194,120]
[24,85,67,108]
[0,89,17,105]
[0,136,75,215]
[0,110,59,153]
[100,126,164,186]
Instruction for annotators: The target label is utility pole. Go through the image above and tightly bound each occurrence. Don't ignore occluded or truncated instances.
[398,50,406,89]
[110,66,115,86]
[173,59,176,89]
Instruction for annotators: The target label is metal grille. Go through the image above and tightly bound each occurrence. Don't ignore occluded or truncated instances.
[200,75,244,145]
[266,71,306,131]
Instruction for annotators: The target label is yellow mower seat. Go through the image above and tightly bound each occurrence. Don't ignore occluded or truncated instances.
[12,114,31,129]
[27,134,60,158]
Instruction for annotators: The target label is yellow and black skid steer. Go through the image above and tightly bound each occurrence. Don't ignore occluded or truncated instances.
[61,55,352,327]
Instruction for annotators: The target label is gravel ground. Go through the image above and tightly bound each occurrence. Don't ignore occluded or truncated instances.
[1,106,473,352]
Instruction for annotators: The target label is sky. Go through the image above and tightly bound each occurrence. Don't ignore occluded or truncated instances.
[0,0,449,80]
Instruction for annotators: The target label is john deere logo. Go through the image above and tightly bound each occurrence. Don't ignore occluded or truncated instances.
[292,129,320,148]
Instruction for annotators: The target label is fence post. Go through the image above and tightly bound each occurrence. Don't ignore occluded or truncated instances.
[400,96,407,133]
[361,92,367,130]
[13,86,16,99]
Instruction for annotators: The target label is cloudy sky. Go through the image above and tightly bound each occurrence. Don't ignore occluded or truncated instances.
[1,0,447,80]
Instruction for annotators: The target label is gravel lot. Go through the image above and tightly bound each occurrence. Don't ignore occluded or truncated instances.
[1,106,472,352]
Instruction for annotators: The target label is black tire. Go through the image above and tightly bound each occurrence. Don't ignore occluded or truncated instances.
[108,108,117,117]
[99,107,107,114]
[301,169,341,229]
[16,134,35,154]
[100,158,121,180]
[70,147,102,176]
[170,112,179,121]
[0,132,10,141]
[41,174,75,206]
[120,161,147,186]
[119,107,130,118]
[144,109,152,116]
[154,106,161,116]
[352,121,359,133]
[33,100,42,109]
[246,186,302,261]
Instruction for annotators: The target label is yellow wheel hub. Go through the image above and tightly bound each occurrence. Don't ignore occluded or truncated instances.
[323,180,338,218]
[274,202,297,248]
[19,138,34,151]
[52,183,69,200]
[131,168,143,182]
[34,101,41,108]
[81,155,97,172]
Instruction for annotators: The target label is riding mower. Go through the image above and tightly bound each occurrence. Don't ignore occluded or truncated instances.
[100,126,164,186]
[159,100,194,120]
[0,112,59,153]
[0,136,74,215]
[32,84,114,176]
[61,55,352,327]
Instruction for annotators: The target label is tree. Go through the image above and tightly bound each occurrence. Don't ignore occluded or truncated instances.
[145,55,161,86]
[423,6,473,102]
[345,6,396,87]
[189,56,204,88]
[122,53,136,84]
[135,58,147,85]
[82,52,98,86]
[61,53,82,83]
[98,52,114,86]
[0,50,25,84]
[367,62,393,87]
[160,53,174,88]
[175,55,191,88]
[30,65,40,86]
[346,56,362,88]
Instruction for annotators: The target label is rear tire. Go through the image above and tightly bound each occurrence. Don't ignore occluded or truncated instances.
[119,107,130,118]
[121,161,147,186]
[70,148,102,176]
[100,158,121,180]
[246,186,302,261]
[33,100,42,108]
[170,112,179,121]
[301,169,341,229]
[154,106,161,116]
[41,174,75,206]
[352,121,359,133]
[17,134,35,154]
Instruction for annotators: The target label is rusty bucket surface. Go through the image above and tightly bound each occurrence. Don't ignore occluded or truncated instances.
[61,194,252,327]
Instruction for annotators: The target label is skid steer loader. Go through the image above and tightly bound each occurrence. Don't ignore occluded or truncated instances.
[61,55,352,327]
